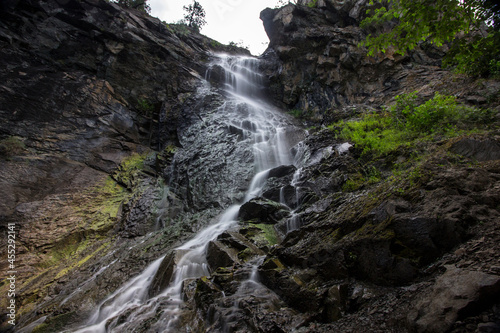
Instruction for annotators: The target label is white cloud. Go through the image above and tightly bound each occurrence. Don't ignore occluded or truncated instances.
[148,0,284,55]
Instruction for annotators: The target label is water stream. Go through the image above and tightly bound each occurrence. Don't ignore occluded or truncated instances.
[71,54,304,332]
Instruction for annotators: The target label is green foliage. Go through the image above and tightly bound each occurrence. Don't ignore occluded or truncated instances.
[444,31,500,77]
[210,40,222,48]
[335,113,409,155]
[361,0,472,55]
[334,92,494,156]
[228,40,249,50]
[183,1,207,31]
[0,136,26,157]
[137,98,154,116]
[390,92,494,131]
[361,0,500,77]
[307,0,318,8]
[390,92,458,131]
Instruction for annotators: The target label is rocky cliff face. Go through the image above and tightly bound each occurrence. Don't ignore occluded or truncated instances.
[1,0,499,333]
[260,0,450,124]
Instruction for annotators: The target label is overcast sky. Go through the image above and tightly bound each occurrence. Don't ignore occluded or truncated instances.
[148,0,285,55]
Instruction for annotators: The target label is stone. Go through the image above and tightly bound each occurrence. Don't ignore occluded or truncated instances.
[268,165,297,178]
[409,266,500,333]
[322,284,348,322]
[238,197,290,224]
[260,1,447,125]
[148,251,176,297]
[450,138,500,162]
[206,240,241,271]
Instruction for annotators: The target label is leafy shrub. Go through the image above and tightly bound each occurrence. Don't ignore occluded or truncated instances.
[307,0,318,8]
[444,31,500,78]
[334,92,494,156]
[337,114,409,155]
[391,93,458,132]
[390,92,494,132]
[170,23,191,37]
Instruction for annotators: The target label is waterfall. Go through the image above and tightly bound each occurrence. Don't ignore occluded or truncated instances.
[71,54,304,332]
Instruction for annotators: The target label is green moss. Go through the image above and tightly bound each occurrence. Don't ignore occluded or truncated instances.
[119,152,147,173]
[343,166,382,192]
[32,312,78,333]
[54,242,110,279]
[0,136,26,157]
[113,152,149,188]
[164,144,178,154]
[352,221,395,241]
[253,224,278,245]
[307,0,318,8]
[237,248,256,262]
[77,176,129,232]
[262,257,285,272]
[136,99,155,116]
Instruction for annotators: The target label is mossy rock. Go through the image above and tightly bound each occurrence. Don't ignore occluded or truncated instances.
[238,197,290,224]
[32,312,79,333]
[0,136,26,157]
[239,224,278,250]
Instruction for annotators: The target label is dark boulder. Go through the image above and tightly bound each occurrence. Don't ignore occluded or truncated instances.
[238,198,290,224]
[409,266,500,333]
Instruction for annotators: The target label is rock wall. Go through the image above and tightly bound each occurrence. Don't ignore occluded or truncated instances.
[260,0,447,124]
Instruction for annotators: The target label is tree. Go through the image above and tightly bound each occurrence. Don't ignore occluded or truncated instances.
[115,0,151,13]
[183,1,207,31]
[360,0,500,77]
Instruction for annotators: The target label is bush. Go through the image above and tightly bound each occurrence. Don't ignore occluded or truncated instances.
[391,93,459,132]
[389,92,493,133]
[334,92,494,156]
[336,114,409,155]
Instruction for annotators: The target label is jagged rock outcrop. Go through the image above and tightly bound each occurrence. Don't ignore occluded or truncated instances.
[260,0,447,124]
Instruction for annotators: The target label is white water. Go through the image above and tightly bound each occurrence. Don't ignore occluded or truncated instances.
[285,169,304,233]
[71,54,303,332]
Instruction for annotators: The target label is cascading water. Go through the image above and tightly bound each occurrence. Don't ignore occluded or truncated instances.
[70,54,305,332]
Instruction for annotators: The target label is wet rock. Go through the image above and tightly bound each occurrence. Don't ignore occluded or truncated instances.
[239,225,279,251]
[149,251,177,297]
[409,266,500,333]
[259,256,324,313]
[390,216,464,265]
[322,284,348,322]
[206,240,241,270]
[238,197,290,224]
[268,165,297,178]
[119,184,158,237]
